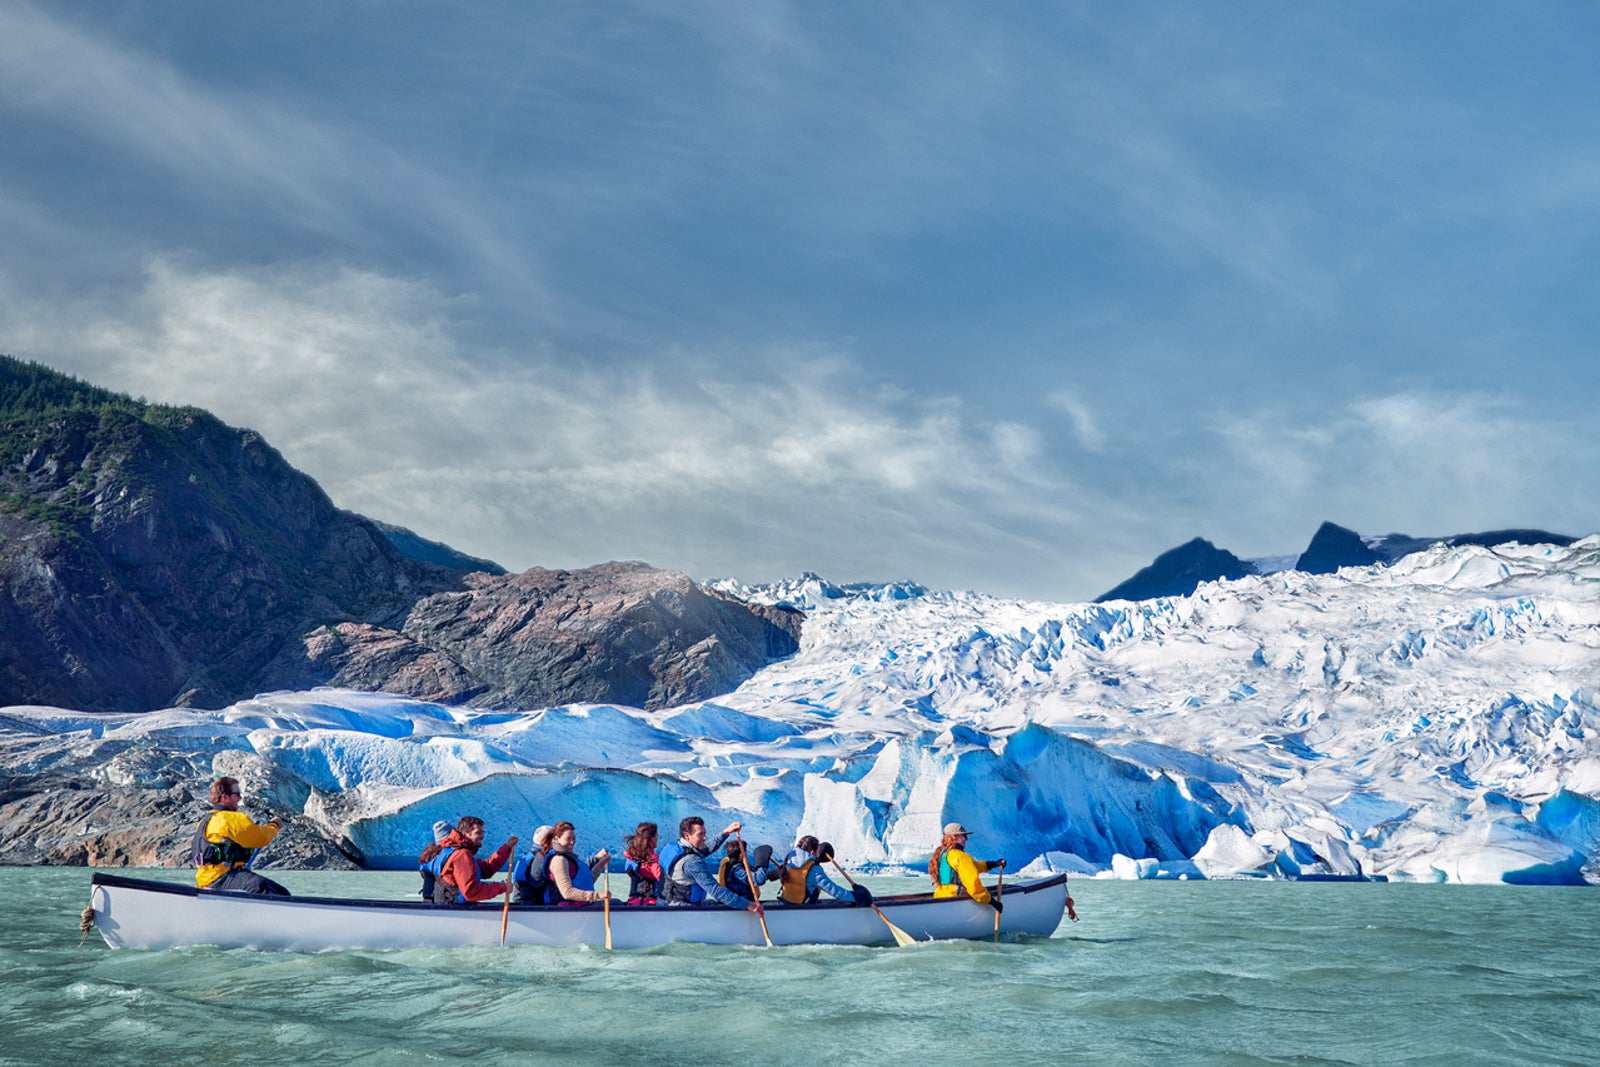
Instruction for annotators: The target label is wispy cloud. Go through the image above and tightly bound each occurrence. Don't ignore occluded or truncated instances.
[1046,389,1107,452]
[1207,392,1595,545]
[0,2,550,311]
[7,260,1118,594]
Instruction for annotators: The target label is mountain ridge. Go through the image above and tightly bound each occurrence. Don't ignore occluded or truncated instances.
[0,355,799,713]
[1097,520,1578,602]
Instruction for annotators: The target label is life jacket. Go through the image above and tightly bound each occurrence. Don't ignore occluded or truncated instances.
[543,848,593,903]
[658,841,706,905]
[419,861,435,901]
[188,812,253,870]
[625,856,659,901]
[935,848,968,897]
[779,856,820,905]
[717,857,757,901]
[432,846,475,905]
[512,851,551,905]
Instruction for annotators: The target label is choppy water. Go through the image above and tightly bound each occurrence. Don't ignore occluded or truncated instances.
[3,868,1597,1066]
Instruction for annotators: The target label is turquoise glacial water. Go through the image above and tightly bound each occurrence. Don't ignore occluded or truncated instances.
[3,868,1597,1066]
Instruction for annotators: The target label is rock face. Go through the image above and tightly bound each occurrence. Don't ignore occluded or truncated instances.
[1096,537,1254,602]
[0,357,802,714]
[0,727,359,868]
[1294,521,1380,574]
[263,561,803,710]
[0,398,456,711]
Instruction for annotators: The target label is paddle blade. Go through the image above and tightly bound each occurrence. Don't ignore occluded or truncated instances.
[887,918,917,948]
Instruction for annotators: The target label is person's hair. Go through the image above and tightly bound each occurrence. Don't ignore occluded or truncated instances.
[725,839,744,861]
[796,834,819,854]
[625,822,658,862]
[549,821,575,847]
[678,816,705,839]
[928,832,965,881]
[209,777,239,806]
[422,817,479,863]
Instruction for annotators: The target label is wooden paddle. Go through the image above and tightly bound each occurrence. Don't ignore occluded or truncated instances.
[992,865,1003,943]
[823,854,916,948]
[500,848,514,947]
[734,830,773,947]
[603,867,613,950]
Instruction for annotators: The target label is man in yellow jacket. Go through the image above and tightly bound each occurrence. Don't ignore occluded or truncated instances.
[191,776,289,895]
[929,821,1005,906]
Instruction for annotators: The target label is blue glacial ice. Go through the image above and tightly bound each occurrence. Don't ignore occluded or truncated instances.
[7,535,1600,884]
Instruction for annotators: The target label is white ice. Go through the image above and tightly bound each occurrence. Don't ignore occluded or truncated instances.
[7,536,1600,883]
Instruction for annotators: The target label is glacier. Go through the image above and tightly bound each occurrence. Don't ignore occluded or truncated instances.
[5,536,1600,884]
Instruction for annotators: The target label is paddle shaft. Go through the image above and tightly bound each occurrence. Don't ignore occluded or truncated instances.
[734,830,772,947]
[826,858,915,947]
[603,868,613,950]
[500,849,514,946]
[993,866,1003,942]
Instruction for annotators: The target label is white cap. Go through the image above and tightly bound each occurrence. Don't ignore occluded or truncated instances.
[942,822,971,836]
[533,825,554,847]
[432,819,453,843]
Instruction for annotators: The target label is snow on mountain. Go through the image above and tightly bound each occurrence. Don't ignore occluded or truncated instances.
[6,537,1600,883]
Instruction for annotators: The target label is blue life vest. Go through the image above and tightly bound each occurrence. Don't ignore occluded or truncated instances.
[543,848,594,903]
[658,841,706,905]
[512,851,551,904]
[430,847,469,905]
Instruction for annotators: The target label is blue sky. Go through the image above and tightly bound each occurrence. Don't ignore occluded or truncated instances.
[2,2,1596,601]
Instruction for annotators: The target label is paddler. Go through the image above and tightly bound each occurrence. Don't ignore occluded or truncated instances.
[423,816,517,905]
[929,822,1006,912]
[190,776,289,895]
[777,835,870,906]
[658,817,763,913]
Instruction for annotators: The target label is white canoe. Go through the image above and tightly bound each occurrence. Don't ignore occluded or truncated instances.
[89,871,1070,951]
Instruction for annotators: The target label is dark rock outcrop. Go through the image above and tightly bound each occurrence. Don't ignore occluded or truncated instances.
[1096,537,1254,602]
[1,400,453,711]
[1294,522,1381,575]
[1099,523,1580,603]
[374,520,507,575]
[261,561,803,711]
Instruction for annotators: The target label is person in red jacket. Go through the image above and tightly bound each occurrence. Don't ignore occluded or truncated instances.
[423,816,517,904]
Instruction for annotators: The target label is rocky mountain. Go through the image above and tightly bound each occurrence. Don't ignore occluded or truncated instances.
[0,356,801,715]
[1094,537,1254,602]
[1294,521,1381,574]
[372,519,507,575]
[1098,521,1578,602]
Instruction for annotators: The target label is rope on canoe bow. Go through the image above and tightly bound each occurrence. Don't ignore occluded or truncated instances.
[78,905,95,947]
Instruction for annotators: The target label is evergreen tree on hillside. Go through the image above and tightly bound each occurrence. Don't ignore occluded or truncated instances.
[0,354,147,420]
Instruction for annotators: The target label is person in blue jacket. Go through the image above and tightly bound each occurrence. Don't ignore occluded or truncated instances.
[658,817,763,912]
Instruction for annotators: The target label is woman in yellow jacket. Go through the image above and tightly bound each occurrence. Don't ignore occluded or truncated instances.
[929,821,1005,907]
[190,776,289,895]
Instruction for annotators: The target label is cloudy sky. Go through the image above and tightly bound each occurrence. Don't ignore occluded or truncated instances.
[3,2,1597,601]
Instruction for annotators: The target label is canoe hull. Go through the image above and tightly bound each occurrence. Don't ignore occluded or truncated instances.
[89,872,1069,951]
